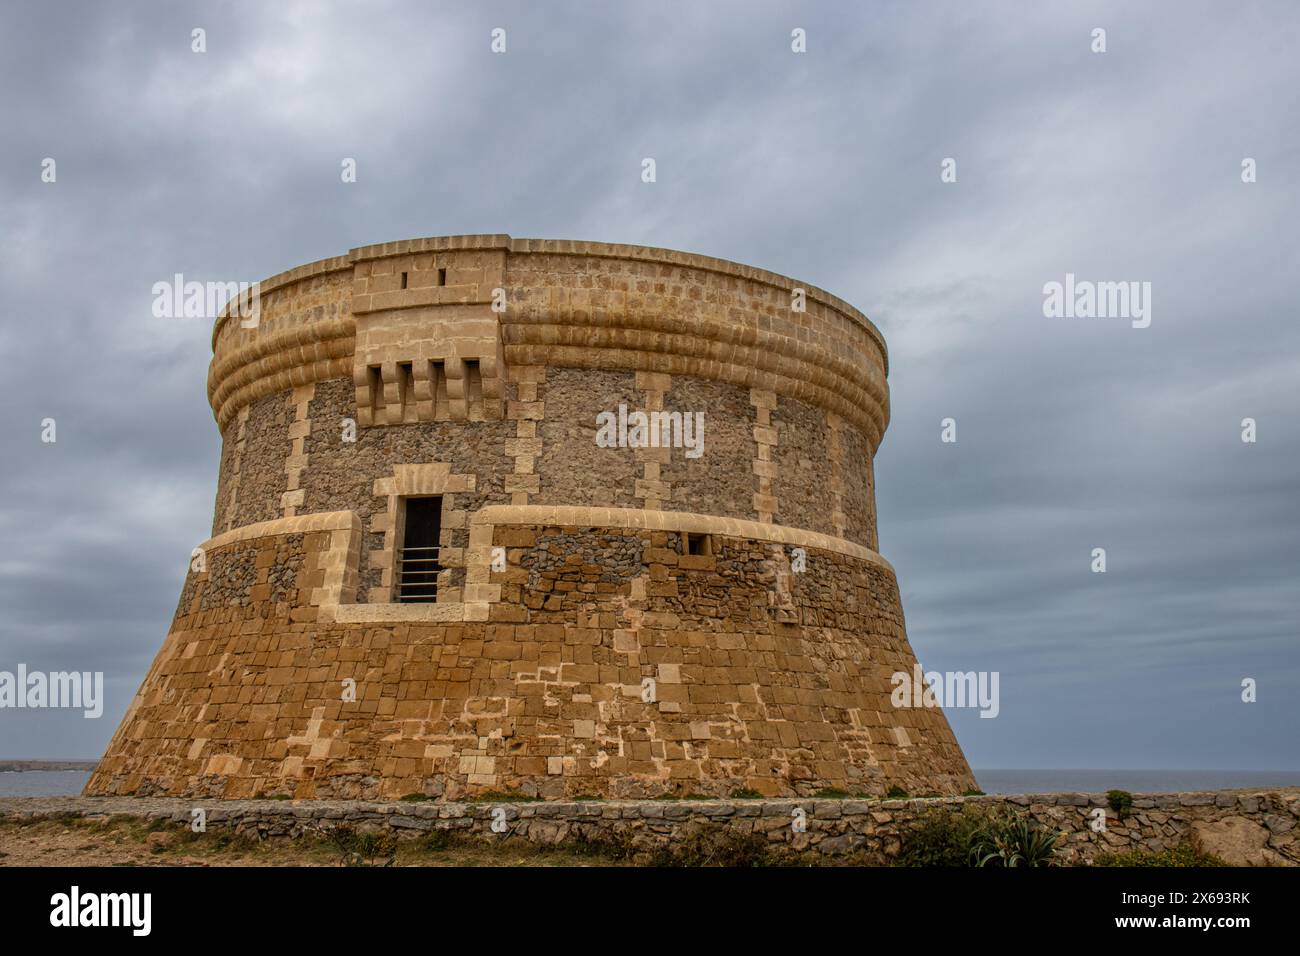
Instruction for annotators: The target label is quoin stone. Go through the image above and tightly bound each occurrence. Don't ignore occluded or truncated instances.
[88,235,975,800]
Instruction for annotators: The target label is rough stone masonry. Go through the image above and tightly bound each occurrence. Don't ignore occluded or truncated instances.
[87,235,976,801]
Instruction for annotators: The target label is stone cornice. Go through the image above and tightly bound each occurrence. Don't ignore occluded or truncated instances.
[470,505,894,573]
[199,510,360,553]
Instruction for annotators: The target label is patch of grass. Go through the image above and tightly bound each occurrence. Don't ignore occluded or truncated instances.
[653,791,720,801]
[420,829,453,852]
[205,829,261,854]
[885,785,910,799]
[399,793,436,802]
[1094,840,1226,867]
[643,828,772,867]
[565,831,637,862]
[813,787,851,799]
[572,794,601,801]
[323,825,397,866]
[168,827,205,847]
[468,790,542,803]
[729,788,762,799]
[963,789,986,797]
[42,811,87,826]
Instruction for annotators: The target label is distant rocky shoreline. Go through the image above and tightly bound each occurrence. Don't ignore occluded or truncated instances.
[0,760,98,773]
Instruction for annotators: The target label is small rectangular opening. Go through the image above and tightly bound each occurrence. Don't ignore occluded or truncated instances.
[400,271,408,289]
[367,365,382,419]
[398,496,442,603]
[464,359,483,405]
[397,361,414,417]
[437,267,447,287]
[430,360,448,417]
[684,532,712,556]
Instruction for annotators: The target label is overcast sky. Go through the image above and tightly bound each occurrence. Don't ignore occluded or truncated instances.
[1,1,1296,773]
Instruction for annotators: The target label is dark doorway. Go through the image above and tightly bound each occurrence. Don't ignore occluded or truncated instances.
[397,496,442,602]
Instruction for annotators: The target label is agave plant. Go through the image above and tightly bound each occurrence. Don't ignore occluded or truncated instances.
[969,815,1061,867]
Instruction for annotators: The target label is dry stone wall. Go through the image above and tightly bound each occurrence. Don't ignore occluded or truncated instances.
[12,790,1299,866]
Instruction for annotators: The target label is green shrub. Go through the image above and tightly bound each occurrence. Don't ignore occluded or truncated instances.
[729,788,762,799]
[969,815,1061,867]
[897,804,1005,866]
[813,787,851,799]
[897,805,1061,867]
[885,785,910,799]
[1107,790,1134,820]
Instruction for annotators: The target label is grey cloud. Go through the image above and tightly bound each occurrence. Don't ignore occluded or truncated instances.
[0,1,1295,773]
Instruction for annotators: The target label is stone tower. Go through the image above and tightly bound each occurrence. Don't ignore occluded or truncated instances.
[87,236,975,800]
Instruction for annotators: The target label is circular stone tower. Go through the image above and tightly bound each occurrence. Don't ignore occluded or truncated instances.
[88,235,975,800]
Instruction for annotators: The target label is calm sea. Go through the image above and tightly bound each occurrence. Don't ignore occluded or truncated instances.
[1,768,1299,798]
[974,769,1300,795]
[0,770,92,796]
